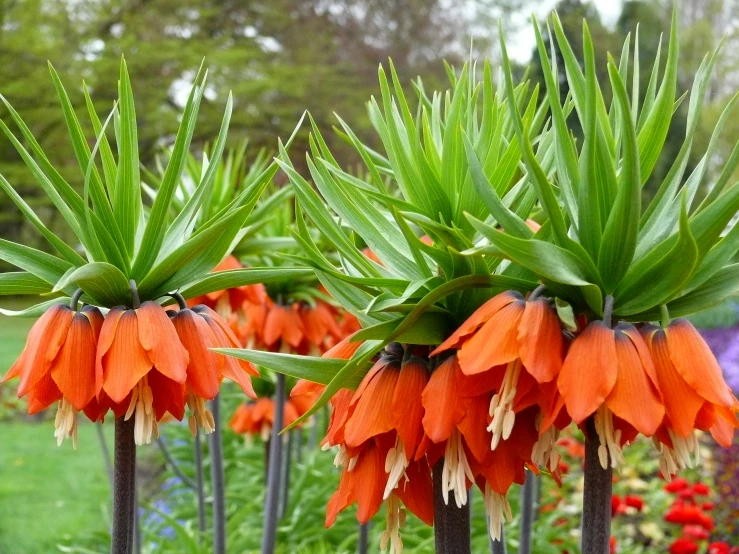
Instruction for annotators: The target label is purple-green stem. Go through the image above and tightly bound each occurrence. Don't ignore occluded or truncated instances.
[112,417,136,554]
[262,373,286,554]
[209,394,226,554]
[581,417,613,553]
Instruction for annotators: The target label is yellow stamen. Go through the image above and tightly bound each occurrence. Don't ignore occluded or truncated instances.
[383,436,409,499]
[53,399,78,449]
[187,393,215,435]
[441,429,474,508]
[594,405,625,470]
[531,413,561,470]
[484,483,512,542]
[380,494,405,553]
[125,376,156,445]
[487,360,521,450]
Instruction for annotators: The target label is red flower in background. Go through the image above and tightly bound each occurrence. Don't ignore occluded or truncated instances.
[669,538,699,554]
[229,397,300,441]
[187,255,267,317]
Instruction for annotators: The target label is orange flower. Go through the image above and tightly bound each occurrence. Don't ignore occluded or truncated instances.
[299,301,343,352]
[322,345,433,547]
[2,303,103,447]
[170,305,259,434]
[642,320,739,477]
[263,303,305,349]
[432,290,564,451]
[229,397,299,441]
[419,354,536,540]
[557,320,665,469]
[96,302,189,445]
[187,255,267,316]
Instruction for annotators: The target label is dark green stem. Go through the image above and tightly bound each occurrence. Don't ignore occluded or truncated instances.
[262,373,286,554]
[70,289,84,311]
[194,428,207,540]
[170,291,189,310]
[358,522,369,554]
[278,430,293,519]
[581,417,613,554]
[129,280,141,309]
[112,417,136,554]
[602,295,614,328]
[156,436,196,489]
[209,394,226,554]
[432,458,471,554]
[519,470,537,554]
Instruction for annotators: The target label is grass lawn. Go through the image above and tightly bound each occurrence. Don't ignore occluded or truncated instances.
[0,305,114,553]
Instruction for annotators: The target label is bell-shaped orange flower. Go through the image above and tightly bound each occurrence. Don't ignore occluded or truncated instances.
[2,303,103,447]
[558,320,665,468]
[170,304,259,435]
[432,290,564,451]
[96,301,189,445]
[187,255,267,317]
[322,345,433,548]
[298,301,343,353]
[229,396,299,442]
[641,320,739,477]
[263,302,305,349]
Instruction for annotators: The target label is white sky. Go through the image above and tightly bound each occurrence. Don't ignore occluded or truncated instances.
[507,0,625,62]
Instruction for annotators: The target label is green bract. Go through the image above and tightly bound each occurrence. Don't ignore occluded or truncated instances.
[0,58,308,310]
[472,10,739,320]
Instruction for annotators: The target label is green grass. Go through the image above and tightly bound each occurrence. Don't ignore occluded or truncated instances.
[0,304,114,553]
[0,421,113,553]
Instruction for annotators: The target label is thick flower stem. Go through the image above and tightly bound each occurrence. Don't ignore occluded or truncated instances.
[209,394,226,554]
[358,522,369,554]
[262,373,286,554]
[112,417,136,554]
[519,470,537,554]
[582,417,613,554]
[490,528,506,554]
[194,428,207,540]
[432,458,471,554]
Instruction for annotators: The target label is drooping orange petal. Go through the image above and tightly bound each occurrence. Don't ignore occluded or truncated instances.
[666,319,736,409]
[457,301,525,375]
[26,372,62,414]
[710,406,738,447]
[17,304,74,397]
[518,299,563,383]
[292,379,325,398]
[645,327,706,438]
[353,442,386,524]
[102,311,153,403]
[95,307,125,396]
[421,356,471,443]
[431,291,521,355]
[457,393,491,463]
[195,305,259,378]
[619,323,660,393]
[557,321,618,424]
[325,466,353,527]
[2,350,24,384]
[344,367,399,447]
[324,388,354,446]
[395,458,434,525]
[50,312,97,410]
[392,360,428,458]
[605,329,664,436]
[148,369,186,421]
[172,310,221,400]
[137,302,188,384]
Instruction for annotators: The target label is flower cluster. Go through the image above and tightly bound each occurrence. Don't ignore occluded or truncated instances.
[2,294,258,446]
[663,478,736,554]
[317,288,739,550]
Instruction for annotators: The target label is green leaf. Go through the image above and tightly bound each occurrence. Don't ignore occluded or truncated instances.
[213,349,361,388]
[0,239,74,286]
[0,297,70,318]
[598,61,640,291]
[113,57,142,258]
[636,7,678,185]
[352,312,450,345]
[614,194,698,315]
[83,82,118,198]
[179,268,314,299]
[467,213,603,313]
[52,262,132,306]
[463,134,533,239]
[132,75,206,279]
[0,174,86,266]
[0,272,54,295]
[632,264,739,321]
